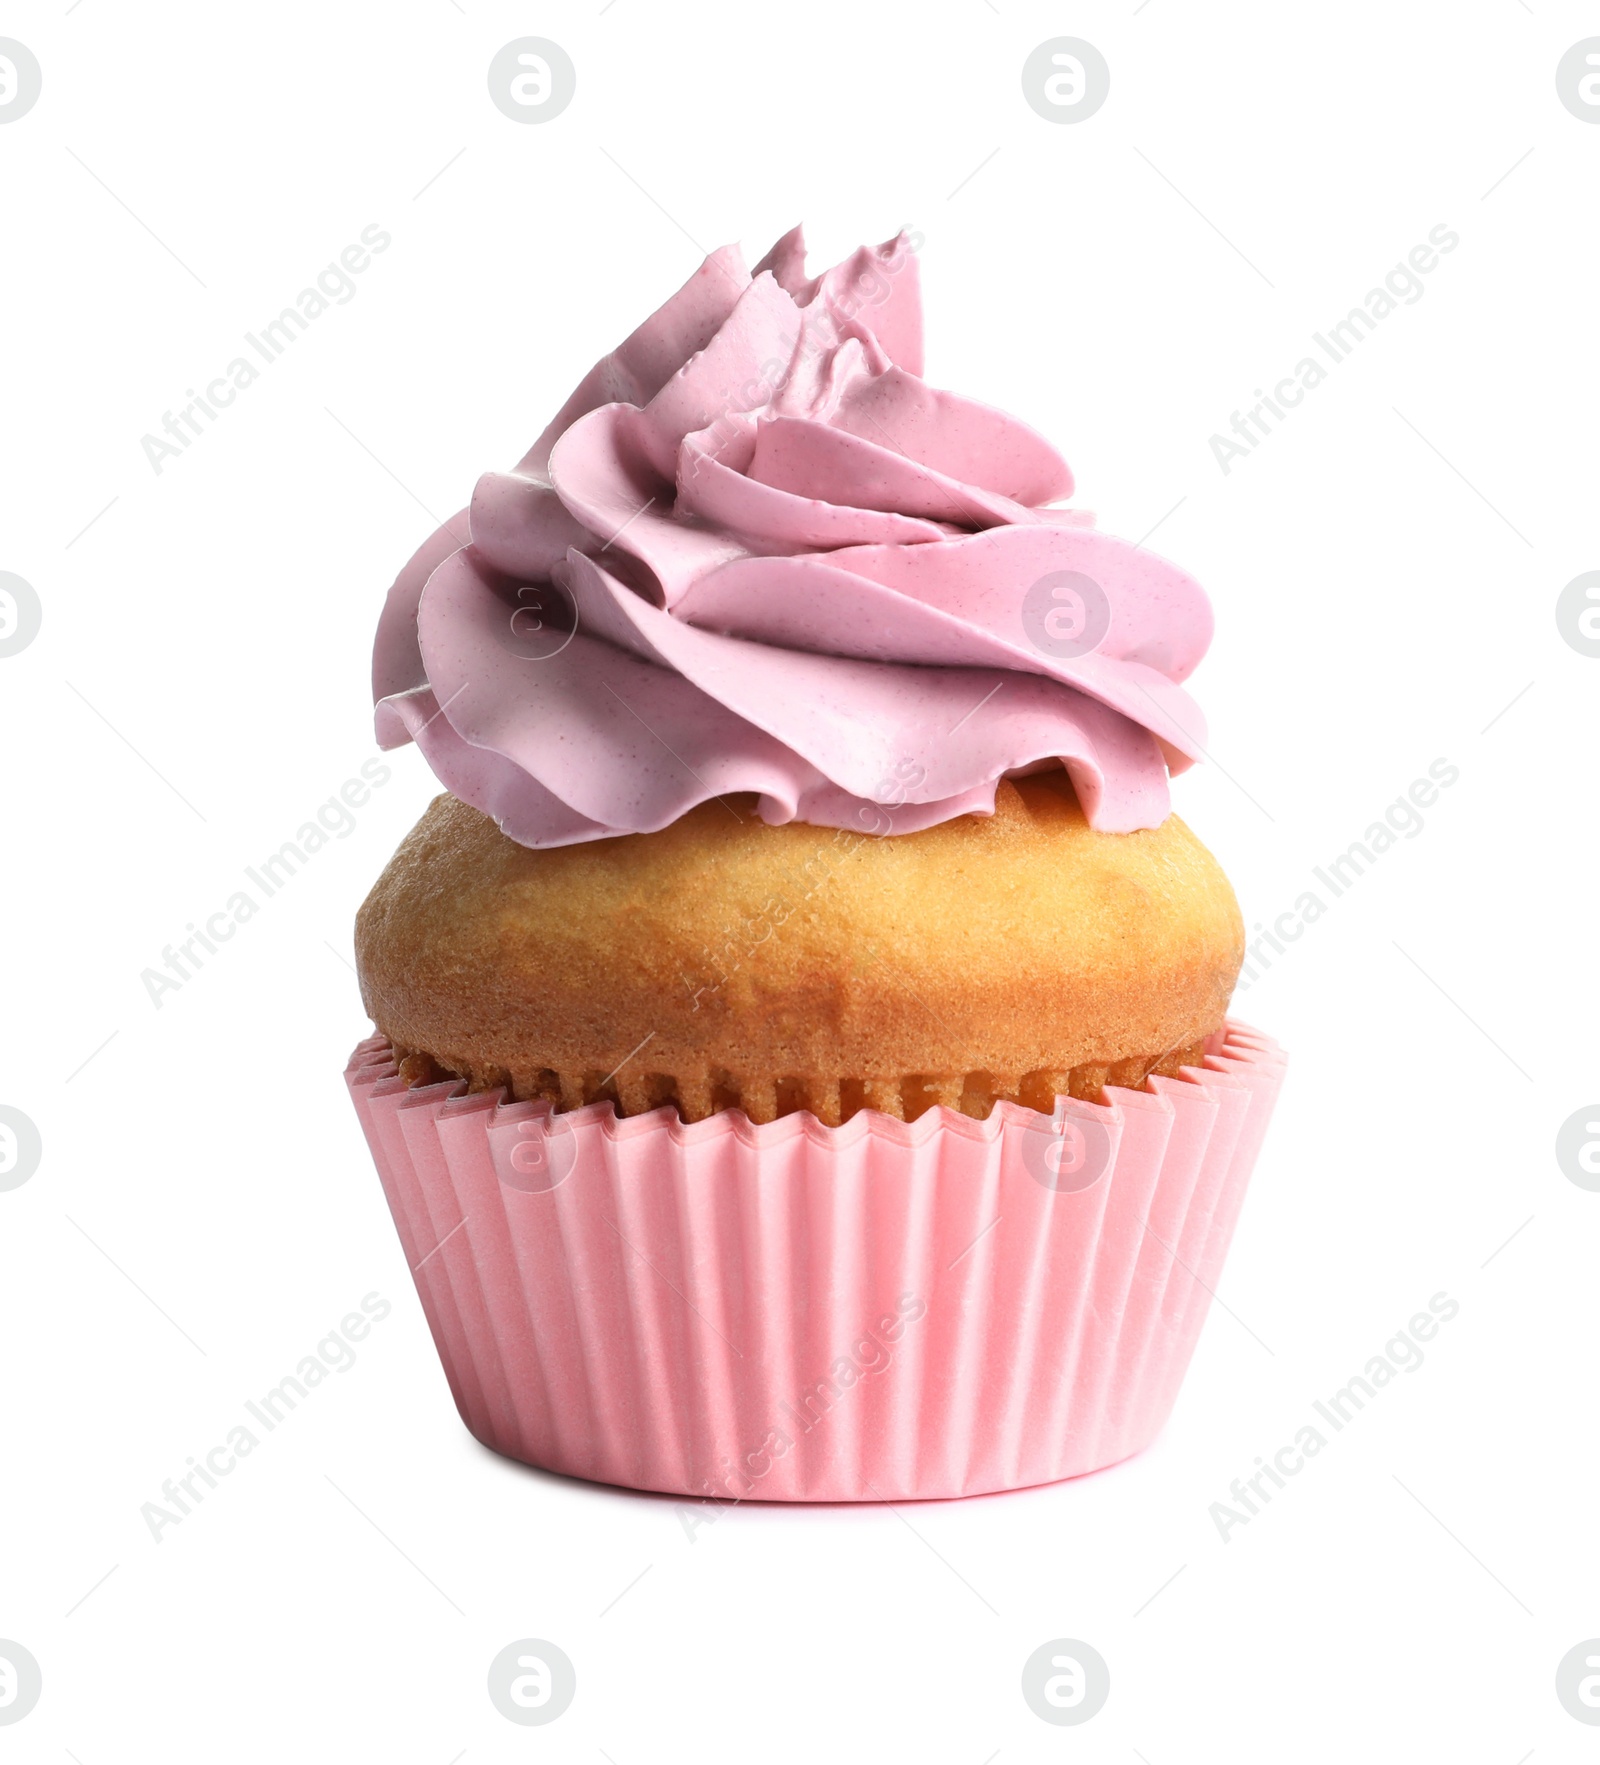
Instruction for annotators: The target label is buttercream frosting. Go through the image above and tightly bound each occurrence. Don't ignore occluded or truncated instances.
[373,227,1212,844]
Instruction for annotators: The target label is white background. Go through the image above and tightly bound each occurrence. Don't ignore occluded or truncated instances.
[3,1,1597,1758]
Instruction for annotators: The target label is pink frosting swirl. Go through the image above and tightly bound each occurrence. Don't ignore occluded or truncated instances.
[372,227,1212,844]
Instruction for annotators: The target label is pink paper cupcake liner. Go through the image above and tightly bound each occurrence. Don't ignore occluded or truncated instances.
[345,1023,1286,1502]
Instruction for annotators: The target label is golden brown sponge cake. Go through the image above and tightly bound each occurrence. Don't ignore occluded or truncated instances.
[356,770,1244,1125]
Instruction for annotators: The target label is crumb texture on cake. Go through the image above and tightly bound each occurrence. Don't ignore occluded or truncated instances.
[356,773,1245,1124]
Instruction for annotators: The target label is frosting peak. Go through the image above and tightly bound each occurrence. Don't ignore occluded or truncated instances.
[373,227,1213,845]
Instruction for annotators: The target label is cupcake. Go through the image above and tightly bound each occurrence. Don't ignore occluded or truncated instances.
[347,227,1285,1501]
